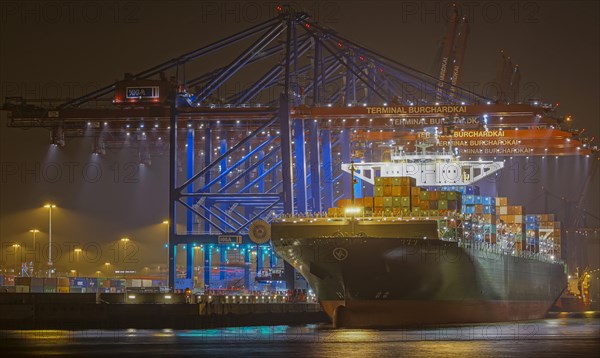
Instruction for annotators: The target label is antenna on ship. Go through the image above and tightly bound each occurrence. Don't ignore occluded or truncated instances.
[415,142,433,154]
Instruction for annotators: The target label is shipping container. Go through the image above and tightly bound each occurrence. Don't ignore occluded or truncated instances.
[383,185,392,196]
[463,195,475,205]
[411,197,421,207]
[401,197,410,207]
[438,200,448,210]
[374,186,384,197]
[363,197,374,208]
[15,285,30,293]
[383,197,393,207]
[447,200,458,211]
[401,186,411,196]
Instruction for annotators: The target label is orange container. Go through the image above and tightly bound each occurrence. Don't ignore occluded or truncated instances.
[383,185,393,196]
[374,197,384,207]
[392,186,402,196]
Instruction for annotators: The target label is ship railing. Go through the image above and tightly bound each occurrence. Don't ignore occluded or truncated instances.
[457,240,562,263]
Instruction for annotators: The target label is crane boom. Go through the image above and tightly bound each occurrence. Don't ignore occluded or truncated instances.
[436,3,459,100]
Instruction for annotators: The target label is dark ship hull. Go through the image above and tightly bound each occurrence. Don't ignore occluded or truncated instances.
[271,219,567,328]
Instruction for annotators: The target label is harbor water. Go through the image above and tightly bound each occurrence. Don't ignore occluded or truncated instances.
[1,317,598,357]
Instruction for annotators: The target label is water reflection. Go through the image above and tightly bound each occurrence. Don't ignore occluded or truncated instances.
[1,318,598,357]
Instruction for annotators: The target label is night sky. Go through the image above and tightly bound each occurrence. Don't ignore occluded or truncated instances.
[0,1,598,275]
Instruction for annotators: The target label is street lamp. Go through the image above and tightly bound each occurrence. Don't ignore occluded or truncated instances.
[12,244,20,274]
[29,229,40,274]
[104,262,112,278]
[120,237,130,279]
[44,204,56,277]
[74,248,82,275]
[74,248,82,261]
[29,229,40,250]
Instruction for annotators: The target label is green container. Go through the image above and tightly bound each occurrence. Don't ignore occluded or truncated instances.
[412,207,421,216]
[447,191,458,200]
[438,200,448,210]
[364,207,373,217]
[419,191,429,200]
[374,186,384,197]
[392,177,402,186]
[439,191,448,199]
[375,177,384,185]
[401,196,411,207]
[392,197,402,207]
[383,197,393,207]
[384,208,393,216]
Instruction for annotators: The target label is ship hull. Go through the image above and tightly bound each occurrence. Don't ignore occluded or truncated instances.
[271,219,567,328]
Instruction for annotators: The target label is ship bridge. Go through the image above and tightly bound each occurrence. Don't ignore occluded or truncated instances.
[342,145,504,186]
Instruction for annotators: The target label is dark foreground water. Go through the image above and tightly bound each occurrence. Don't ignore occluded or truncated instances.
[1,318,598,357]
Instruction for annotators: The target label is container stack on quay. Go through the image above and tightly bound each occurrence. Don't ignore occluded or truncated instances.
[13,277,69,293]
[2,277,168,294]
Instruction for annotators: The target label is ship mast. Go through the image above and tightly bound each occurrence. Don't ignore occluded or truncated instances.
[350,160,357,206]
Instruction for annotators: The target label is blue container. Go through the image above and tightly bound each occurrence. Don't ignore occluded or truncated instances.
[463,195,475,205]
[482,196,492,205]
[474,196,483,204]
[483,205,492,214]
[73,278,87,287]
[525,215,539,223]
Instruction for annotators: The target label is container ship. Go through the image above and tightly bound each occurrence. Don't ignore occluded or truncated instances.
[271,147,567,328]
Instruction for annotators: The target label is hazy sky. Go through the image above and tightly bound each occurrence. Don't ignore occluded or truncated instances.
[1,1,598,275]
